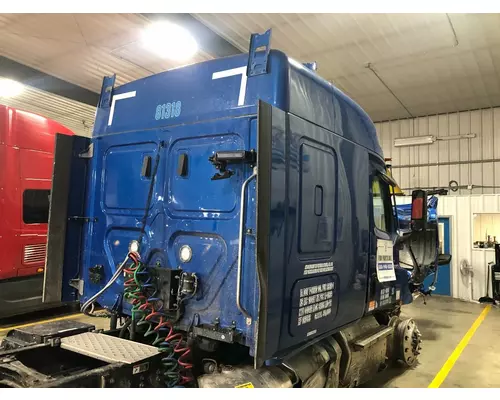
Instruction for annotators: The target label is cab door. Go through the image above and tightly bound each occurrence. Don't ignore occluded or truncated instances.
[366,162,400,312]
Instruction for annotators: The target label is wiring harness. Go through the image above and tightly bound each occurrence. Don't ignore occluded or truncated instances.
[80,253,132,315]
[122,251,195,387]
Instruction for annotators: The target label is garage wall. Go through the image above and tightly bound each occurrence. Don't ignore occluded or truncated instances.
[397,195,500,303]
[436,195,500,303]
[375,107,500,195]
[0,83,96,137]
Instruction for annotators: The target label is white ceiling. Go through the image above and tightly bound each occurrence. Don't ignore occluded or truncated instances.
[1,13,500,127]
[0,14,212,134]
[194,13,500,121]
[0,14,213,91]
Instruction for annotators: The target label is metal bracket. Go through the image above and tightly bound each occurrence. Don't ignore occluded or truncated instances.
[69,279,84,296]
[353,326,393,350]
[99,75,116,108]
[303,62,318,72]
[79,143,94,159]
[192,325,235,343]
[247,29,272,77]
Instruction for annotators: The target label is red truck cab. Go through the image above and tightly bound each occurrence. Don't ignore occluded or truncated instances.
[0,105,74,316]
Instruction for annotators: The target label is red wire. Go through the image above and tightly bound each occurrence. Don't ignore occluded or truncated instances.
[146,312,163,321]
[125,251,193,385]
[164,330,194,382]
[139,302,155,313]
[178,349,192,368]
[129,251,140,262]
[155,320,171,332]
[178,348,194,383]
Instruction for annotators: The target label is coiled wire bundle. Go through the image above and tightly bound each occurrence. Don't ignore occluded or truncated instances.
[159,323,194,387]
[122,252,194,387]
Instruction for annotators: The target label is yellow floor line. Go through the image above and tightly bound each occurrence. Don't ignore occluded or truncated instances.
[428,304,492,388]
[0,312,82,334]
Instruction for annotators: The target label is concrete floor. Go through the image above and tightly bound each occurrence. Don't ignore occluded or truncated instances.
[366,296,500,388]
[1,297,498,388]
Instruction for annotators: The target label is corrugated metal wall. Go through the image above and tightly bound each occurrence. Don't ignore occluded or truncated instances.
[375,107,500,195]
[397,195,500,303]
[0,84,96,137]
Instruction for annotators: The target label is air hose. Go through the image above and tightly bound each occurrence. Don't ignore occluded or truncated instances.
[121,252,194,387]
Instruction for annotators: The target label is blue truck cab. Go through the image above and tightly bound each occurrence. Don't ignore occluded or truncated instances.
[18,30,450,388]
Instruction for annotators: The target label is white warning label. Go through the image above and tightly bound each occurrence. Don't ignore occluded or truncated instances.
[303,262,334,276]
[376,239,396,282]
[379,287,393,306]
[297,282,334,326]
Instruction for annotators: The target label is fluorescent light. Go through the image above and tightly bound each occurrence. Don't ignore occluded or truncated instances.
[440,134,476,141]
[394,133,477,147]
[141,22,198,62]
[394,135,436,147]
[0,78,24,98]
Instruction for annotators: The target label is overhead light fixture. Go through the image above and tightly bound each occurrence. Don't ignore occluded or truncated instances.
[394,135,436,147]
[0,78,24,98]
[394,133,477,147]
[141,21,198,62]
[442,134,477,140]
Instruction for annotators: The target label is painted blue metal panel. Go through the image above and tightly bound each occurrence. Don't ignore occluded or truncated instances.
[254,105,372,362]
[288,61,382,157]
[93,51,382,159]
[81,117,259,349]
[93,53,287,137]
[76,41,387,361]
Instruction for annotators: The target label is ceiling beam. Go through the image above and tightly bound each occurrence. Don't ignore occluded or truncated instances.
[141,13,243,58]
[0,56,99,107]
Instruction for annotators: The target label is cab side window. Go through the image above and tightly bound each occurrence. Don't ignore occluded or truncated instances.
[23,189,51,224]
[372,176,393,234]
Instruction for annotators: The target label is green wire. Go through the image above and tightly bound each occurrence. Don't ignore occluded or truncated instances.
[123,261,147,322]
[123,259,183,387]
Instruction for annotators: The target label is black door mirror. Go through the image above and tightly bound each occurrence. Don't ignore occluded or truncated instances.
[437,253,452,266]
[411,189,427,232]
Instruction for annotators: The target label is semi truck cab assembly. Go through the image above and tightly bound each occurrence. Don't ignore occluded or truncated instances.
[0,29,450,389]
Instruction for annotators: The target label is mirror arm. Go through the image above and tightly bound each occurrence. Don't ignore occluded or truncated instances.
[406,242,425,285]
